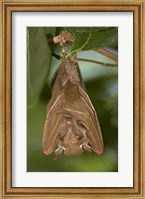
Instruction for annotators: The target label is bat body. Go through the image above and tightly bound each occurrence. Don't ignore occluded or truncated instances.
[43,60,104,159]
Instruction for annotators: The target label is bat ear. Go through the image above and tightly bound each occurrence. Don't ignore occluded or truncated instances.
[54,146,64,160]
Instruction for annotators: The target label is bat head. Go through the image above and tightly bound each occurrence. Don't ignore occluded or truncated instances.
[54,117,93,159]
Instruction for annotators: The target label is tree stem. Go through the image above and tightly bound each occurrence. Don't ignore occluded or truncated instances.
[94,48,118,63]
[76,58,118,67]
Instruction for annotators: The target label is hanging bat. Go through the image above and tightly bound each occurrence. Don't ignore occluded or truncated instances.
[42,60,104,159]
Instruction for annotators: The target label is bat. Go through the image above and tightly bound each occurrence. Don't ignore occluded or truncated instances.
[42,60,104,159]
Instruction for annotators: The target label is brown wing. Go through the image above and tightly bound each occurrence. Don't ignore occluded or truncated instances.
[63,80,104,154]
[43,113,65,155]
[78,87,104,152]
[42,92,65,155]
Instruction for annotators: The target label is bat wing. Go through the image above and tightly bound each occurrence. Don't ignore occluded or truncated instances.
[63,80,104,154]
[79,87,104,151]
[43,92,65,155]
[43,79,104,156]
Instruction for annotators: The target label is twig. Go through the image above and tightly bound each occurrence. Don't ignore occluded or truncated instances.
[76,58,118,67]
[94,48,118,63]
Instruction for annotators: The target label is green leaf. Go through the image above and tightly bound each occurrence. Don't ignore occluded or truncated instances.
[65,27,118,52]
[43,27,56,37]
[27,27,55,107]
[71,27,109,32]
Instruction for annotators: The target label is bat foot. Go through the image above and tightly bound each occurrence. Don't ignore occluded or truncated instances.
[54,146,64,160]
[82,144,93,153]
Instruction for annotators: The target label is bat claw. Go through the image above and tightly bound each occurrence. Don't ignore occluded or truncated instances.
[54,146,64,160]
[82,144,93,153]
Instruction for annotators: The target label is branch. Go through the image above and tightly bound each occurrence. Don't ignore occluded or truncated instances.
[76,58,118,67]
[94,48,118,63]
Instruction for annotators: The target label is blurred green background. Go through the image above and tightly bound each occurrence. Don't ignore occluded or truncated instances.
[27,27,118,172]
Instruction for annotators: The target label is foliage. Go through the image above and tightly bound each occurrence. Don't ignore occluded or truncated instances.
[27,27,55,107]
[65,27,117,52]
